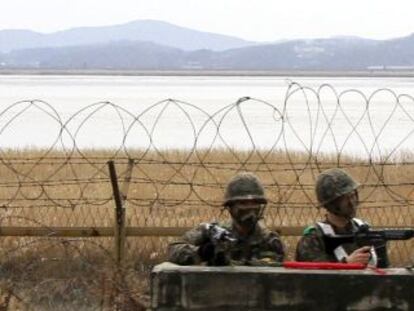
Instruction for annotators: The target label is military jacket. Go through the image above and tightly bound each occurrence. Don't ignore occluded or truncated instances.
[295,218,389,268]
[168,221,285,266]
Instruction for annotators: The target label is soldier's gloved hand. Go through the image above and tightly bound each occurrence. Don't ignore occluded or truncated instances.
[345,246,371,265]
[198,242,230,266]
[248,257,281,267]
[179,249,197,265]
[212,250,230,266]
[198,242,215,261]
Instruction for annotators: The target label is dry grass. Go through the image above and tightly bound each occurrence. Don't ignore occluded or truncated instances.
[0,148,413,309]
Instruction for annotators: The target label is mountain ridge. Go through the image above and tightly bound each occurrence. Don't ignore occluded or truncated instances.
[0,20,254,52]
[1,20,413,71]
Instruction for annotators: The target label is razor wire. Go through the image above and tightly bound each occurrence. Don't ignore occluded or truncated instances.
[0,81,412,309]
[0,83,413,213]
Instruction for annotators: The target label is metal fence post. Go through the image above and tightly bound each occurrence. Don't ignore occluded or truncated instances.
[108,160,126,266]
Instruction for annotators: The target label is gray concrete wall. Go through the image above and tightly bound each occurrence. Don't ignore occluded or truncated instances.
[151,262,414,311]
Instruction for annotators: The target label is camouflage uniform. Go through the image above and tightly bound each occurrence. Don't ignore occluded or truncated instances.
[168,172,285,266]
[295,168,389,268]
[297,219,362,260]
[168,220,285,265]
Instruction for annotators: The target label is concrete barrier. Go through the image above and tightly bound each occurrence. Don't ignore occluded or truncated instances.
[151,262,414,311]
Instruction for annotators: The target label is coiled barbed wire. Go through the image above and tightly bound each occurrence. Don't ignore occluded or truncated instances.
[0,81,412,309]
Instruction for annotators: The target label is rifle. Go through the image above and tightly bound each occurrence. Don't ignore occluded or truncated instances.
[203,222,237,245]
[198,223,238,265]
[323,224,414,267]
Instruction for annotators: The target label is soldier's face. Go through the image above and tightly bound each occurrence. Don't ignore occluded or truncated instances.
[229,201,262,228]
[334,190,359,219]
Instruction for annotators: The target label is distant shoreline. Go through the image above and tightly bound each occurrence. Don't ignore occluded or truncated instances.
[1,69,414,78]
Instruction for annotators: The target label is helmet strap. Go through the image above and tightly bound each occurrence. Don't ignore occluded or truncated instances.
[257,204,266,220]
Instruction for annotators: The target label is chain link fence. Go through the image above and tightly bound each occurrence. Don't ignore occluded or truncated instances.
[0,81,413,309]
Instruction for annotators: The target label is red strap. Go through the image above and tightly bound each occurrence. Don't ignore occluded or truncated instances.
[368,266,387,275]
[283,261,366,270]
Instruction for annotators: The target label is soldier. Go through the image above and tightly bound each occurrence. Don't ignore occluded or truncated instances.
[296,168,389,268]
[168,172,285,266]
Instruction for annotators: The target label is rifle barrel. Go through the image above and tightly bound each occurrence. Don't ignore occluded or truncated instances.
[382,229,414,240]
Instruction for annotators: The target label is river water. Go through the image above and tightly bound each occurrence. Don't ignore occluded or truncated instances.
[0,75,413,159]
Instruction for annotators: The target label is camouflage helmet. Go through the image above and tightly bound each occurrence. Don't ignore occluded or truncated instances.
[223,172,267,207]
[315,168,359,206]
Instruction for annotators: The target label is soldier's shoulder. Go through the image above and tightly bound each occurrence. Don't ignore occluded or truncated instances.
[257,222,279,237]
[182,223,210,244]
[302,225,319,236]
[189,222,207,231]
[352,217,370,227]
[184,222,209,237]
[218,221,232,230]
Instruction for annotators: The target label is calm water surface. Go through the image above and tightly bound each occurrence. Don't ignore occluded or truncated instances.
[0,75,413,158]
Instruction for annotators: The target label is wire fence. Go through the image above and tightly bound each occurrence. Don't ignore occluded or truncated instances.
[0,81,413,309]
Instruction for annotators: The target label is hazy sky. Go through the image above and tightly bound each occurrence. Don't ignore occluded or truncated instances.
[2,0,413,41]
